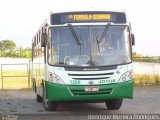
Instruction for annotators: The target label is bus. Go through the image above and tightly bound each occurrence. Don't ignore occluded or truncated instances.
[32,10,135,111]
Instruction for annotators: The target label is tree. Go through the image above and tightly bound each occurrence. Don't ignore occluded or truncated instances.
[0,40,16,56]
[16,47,31,58]
[133,52,143,58]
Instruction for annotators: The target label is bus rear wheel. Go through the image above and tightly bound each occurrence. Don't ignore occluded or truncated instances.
[36,94,43,102]
[105,99,123,110]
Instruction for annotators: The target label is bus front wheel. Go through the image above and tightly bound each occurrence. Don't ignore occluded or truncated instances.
[43,100,58,111]
[42,86,58,111]
[105,99,123,110]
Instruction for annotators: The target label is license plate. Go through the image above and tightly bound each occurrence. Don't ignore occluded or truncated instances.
[85,86,99,92]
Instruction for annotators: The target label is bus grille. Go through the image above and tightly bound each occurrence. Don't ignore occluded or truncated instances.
[68,72,114,80]
[71,88,112,96]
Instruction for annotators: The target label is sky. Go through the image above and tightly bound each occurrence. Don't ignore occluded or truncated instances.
[0,0,160,56]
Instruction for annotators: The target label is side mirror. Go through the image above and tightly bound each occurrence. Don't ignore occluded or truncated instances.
[41,33,47,47]
[131,33,135,46]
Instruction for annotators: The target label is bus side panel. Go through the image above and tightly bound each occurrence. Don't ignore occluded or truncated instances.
[32,43,45,97]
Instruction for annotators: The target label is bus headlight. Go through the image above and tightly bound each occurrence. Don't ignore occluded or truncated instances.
[118,70,133,83]
[48,72,65,84]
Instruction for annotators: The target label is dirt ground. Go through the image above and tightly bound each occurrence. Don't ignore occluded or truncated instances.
[0,89,45,114]
[0,86,160,120]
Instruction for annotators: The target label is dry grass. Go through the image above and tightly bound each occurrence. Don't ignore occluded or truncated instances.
[134,74,160,85]
[0,70,30,89]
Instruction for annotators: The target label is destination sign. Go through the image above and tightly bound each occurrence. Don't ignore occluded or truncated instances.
[51,11,126,25]
[66,14,111,21]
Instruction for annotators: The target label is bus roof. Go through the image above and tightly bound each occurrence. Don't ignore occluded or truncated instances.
[49,8,126,14]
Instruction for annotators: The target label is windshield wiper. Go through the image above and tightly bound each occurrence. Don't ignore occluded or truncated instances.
[68,24,81,45]
[96,35,100,54]
[97,23,111,43]
[96,23,111,53]
[68,24,82,55]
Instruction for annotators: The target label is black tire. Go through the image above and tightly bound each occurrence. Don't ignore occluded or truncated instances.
[105,99,123,110]
[42,85,58,111]
[43,100,58,111]
[36,94,43,102]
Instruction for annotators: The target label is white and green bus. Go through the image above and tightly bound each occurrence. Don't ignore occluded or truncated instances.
[32,10,135,111]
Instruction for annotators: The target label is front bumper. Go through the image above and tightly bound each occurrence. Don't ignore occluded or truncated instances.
[45,80,133,101]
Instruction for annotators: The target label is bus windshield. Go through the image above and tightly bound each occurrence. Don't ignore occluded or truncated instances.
[48,25,131,66]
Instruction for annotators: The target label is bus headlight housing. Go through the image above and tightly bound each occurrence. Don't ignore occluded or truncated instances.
[48,72,65,84]
[118,70,133,83]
